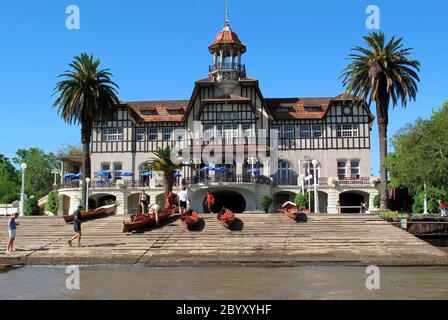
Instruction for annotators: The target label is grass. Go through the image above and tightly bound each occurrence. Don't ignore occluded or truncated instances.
[375,211,410,219]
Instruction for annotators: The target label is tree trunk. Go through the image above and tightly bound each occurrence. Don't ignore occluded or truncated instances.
[81,122,92,209]
[376,81,390,210]
[165,172,174,196]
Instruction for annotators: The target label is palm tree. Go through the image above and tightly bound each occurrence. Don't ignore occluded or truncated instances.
[341,32,420,210]
[146,146,184,195]
[53,53,120,208]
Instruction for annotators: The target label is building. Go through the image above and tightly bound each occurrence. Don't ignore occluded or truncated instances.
[56,13,379,216]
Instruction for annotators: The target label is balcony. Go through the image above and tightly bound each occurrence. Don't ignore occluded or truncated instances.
[209,62,246,74]
[183,174,271,186]
[338,177,371,186]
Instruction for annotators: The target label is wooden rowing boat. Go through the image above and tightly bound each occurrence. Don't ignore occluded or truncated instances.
[181,210,200,230]
[217,207,236,229]
[280,201,300,220]
[64,204,117,223]
[122,208,171,233]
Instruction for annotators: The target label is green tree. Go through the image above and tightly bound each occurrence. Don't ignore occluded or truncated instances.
[294,193,308,210]
[53,53,120,207]
[13,148,57,198]
[341,32,421,210]
[412,187,446,214]
[145,146,184,195]
[0,155,20,203]
[24,197,39,216]
[46,191,59,214]
[259,195,273,213]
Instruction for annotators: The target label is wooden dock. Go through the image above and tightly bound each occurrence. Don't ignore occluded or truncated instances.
[0,214,447,266]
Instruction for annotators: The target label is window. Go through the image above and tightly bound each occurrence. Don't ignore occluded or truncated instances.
[103,128,123,141]
[285,125,295,139]
[337,161,347,180]
[242,124,252,137]
[232,112,238,120]
[337,124,359,137]
[101,163,111,172]
[277,162,292,185]
[141,109,156,116]
[136,128,145,141]
[313,125,323,137]
[276,107,291,113]
[217,113,224,121]
[350,161,360,178]
[203,125,214,139]
[113,162,123,180]
[168,109,182,115]
[304,106,321,112]
[163,127,173,140]
[148,128,157,140]
[300,125,310,138]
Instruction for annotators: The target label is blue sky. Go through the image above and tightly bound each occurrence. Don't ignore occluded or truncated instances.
[0,0,447,175]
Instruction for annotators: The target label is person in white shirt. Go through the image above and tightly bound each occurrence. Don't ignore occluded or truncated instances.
[148,203,162,226]
[178,187,191,215]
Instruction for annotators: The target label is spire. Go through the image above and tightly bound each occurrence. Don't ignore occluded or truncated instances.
[225,0,230,27]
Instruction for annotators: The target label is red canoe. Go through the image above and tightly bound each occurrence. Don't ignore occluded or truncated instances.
[64,204,116,223]
[217,207,236,229]
[181,210,200,230]
[123,208,171,233]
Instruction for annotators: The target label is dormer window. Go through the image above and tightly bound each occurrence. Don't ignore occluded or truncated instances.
[304,106,321,112]
[276,107,291,113]
[167,109,183,115]
[141,109,156,116]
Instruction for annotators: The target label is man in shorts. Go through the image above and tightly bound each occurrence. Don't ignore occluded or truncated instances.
[178,187,190,215]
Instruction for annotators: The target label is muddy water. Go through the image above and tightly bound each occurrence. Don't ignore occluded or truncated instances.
[1,266,447,300]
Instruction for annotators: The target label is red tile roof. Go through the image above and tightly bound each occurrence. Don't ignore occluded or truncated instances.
[266,97,332,120]
[208,26,246,54]
[126,100,189,122]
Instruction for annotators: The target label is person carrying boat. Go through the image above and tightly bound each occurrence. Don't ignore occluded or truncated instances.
[6,212,19,254]
[166,191,176,214]
[178,187,191,215]
[148,203,162,226]
[205,191,215,214]
[139,190,149,214]
[68,205,83,247]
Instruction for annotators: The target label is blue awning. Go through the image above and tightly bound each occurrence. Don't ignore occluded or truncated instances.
[95,171,111,178]
[141,171,154,177]
[214,167,228,172]
[247,168,261,174]
[123,172,134,177]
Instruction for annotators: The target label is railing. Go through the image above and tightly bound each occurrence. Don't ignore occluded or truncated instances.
[183,174,271,185]
[338,177,371,185]
[209,63,246,73]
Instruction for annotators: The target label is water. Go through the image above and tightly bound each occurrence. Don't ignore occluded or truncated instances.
[1,266,448,300]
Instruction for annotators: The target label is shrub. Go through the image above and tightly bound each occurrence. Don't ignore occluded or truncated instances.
[373,194,380,208]
[24,197,39,216]
[260,195,273,213]
[294,193,308,210]
[45,191,58,214]
[412,187,446,214]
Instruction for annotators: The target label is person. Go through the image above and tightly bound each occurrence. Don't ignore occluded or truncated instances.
[178,187,191,215]
[166,191,176,214]
[139,190,149,214]
[336,201,341,214]
[205,191,215,214]
[68,205,83,247]
[148,202,162,226]
[6,213,19,254]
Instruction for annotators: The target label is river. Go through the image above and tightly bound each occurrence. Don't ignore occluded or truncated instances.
[1,266,448,299]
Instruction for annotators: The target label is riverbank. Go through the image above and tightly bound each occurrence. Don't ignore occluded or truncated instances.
[1,214,447,266]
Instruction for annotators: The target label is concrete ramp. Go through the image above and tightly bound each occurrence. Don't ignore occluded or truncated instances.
[0,214,447,266]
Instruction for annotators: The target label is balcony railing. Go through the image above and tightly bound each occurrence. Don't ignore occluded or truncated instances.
[209,63,246,73]
[183,174,271,185]
[338,177,371,185]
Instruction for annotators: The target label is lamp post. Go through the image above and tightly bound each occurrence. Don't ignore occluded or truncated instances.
[51,168,59,187]
[248,156,258,180]
[423,182,429,215]
[20,163,27,216]
[312,159,320,213]
[85,177,91,211]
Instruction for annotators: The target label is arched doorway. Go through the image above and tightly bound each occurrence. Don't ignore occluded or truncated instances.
[90,194,117,209]
[339,191,368,213]
[127,193,142,214]
[273,192,296,209]
[61,195,70,215]
[204,190,246,213]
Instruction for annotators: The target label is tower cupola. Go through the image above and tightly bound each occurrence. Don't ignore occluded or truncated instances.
[208,1,246,82]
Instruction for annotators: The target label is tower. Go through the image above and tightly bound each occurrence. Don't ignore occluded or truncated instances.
[208,0,247,84]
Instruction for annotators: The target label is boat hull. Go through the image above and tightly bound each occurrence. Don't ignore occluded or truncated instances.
[123,209,171,233]
[64,204,116,223]
[217,208,236,229]
[181,210,200,230]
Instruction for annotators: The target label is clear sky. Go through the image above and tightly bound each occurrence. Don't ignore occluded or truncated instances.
[0,0,447,175]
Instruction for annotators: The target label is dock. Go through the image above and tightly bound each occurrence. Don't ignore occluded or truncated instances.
[1,214,447,266]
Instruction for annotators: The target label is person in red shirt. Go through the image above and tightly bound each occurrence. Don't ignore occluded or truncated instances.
[166,192,176,214]
[205,191,215,214]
